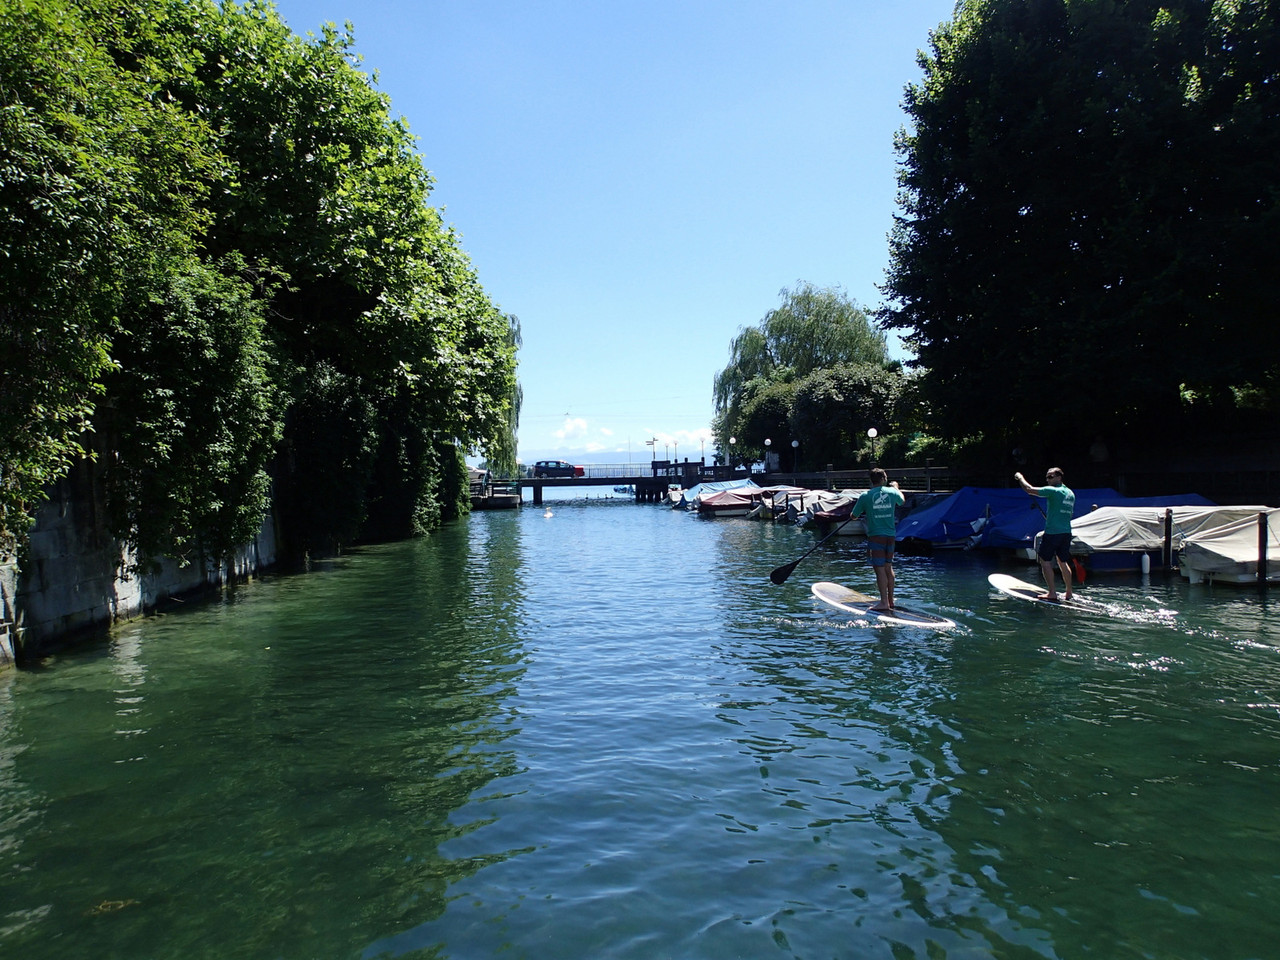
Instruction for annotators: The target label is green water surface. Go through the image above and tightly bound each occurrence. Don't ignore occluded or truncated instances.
[2,496,1278,959]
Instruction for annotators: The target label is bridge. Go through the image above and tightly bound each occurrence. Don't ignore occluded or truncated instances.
[473,461,951,508]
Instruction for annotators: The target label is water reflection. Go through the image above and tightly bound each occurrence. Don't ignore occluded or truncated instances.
[0,523,531,959]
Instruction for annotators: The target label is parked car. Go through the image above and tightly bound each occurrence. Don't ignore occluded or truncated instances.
[531,459,584,478]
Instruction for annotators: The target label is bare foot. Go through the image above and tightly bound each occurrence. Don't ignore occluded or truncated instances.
[1037,593,1059,602]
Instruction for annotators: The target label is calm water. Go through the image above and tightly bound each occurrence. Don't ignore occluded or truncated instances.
[2,492,1279,960]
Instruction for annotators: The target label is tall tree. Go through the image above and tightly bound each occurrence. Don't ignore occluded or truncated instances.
[713,283,889,461]
[790,363,905,469]
[1,0,520,565]
[0,0,216,553]
[882,0,1280,458]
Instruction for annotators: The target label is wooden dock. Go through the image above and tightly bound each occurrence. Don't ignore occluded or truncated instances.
[470,480,520,510]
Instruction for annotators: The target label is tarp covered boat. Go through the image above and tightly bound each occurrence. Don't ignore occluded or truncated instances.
[897,486,1123,551]
[1178,507,1279,584]
[791,489,869,535]
[668,478,759,509]
[983,493,1216,551]
[1041,499,1228,572]
[697,484,807,518]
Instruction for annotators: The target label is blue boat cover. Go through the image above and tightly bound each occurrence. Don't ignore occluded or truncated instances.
[896,487,1062,547]
[895,485,1216,549]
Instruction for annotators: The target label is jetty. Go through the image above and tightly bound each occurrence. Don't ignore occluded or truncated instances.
[475,460,950,507]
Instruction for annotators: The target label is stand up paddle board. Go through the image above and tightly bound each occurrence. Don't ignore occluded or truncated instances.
[987,573,1109,614]
[811,582,956,629]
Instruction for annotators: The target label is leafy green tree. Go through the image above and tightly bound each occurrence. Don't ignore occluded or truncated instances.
[104,254,281,570]
[882,0,1280,459]
[713,283,889,459]
[734,379,799,465]
[1,0,519,568]
[172,2,518,553]
[791,363,905,469]
[0,0,216,553]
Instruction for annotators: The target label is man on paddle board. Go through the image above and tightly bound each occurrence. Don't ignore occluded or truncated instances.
[1014,466,1076,601]
[851,468,906,611]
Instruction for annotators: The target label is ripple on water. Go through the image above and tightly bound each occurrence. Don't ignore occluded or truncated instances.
[4,507,1280,959]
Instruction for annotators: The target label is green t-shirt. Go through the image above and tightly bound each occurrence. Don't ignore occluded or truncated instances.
[853,484,906,538]
[1038,483,1075,535]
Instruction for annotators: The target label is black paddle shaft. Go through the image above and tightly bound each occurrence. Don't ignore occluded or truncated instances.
[769,515,855,584]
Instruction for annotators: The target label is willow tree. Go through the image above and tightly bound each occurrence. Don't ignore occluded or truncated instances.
[713,283,889,464]
[882,0,1280,459]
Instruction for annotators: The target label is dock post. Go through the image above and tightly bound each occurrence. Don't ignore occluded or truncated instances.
[1259,511,1268,591]
[1162,508,1173,571]
[532,484,542,507]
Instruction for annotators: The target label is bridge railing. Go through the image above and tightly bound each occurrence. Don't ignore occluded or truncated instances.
[514,461,953,492]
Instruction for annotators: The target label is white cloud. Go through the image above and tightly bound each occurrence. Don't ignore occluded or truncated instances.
[554,416,589,441]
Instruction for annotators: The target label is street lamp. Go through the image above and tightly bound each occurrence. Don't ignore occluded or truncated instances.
[867,427,878,464]
[728,436,737,470]
[791,439,799,471]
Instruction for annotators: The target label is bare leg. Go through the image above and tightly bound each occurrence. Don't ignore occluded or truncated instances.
[885,562,896,609]
[1057,558,1074,601]
[872,565,892,610]
[1038,558,1059,600]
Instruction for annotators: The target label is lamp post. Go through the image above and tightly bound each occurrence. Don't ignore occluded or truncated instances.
[867,427,878,465]
[791,439,799,472]
[728,436,736,471]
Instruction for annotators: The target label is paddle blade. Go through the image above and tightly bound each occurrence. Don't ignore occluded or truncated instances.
[1071,557,1087,583]
[769,561,799,585]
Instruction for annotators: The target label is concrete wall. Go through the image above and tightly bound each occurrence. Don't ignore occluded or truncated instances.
[1,463,276,666]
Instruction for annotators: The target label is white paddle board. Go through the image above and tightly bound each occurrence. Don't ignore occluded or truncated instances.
[811,581,957,629]
[987,573,1109,614]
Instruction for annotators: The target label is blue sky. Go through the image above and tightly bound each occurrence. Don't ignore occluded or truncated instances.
[269,0,957,465]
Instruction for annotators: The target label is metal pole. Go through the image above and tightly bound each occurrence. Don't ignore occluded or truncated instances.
[1259,511,1268,591]
[1163,508,1173,571]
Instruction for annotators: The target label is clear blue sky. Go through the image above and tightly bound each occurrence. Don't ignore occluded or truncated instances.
[269,0,957,464]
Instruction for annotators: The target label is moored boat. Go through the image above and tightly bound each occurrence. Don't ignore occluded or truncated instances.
[793,489,868,536]
[697,484,808,519]
[1060,502,1235,573]
[1178,507,1279,584]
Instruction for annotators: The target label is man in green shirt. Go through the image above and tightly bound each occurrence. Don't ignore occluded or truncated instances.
[1014,466,1076,601]
[851,467,906,610]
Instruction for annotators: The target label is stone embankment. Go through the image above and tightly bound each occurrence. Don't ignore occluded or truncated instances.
[1,465,274,667]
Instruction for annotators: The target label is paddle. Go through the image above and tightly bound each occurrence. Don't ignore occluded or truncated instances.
[769,515,856,584]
